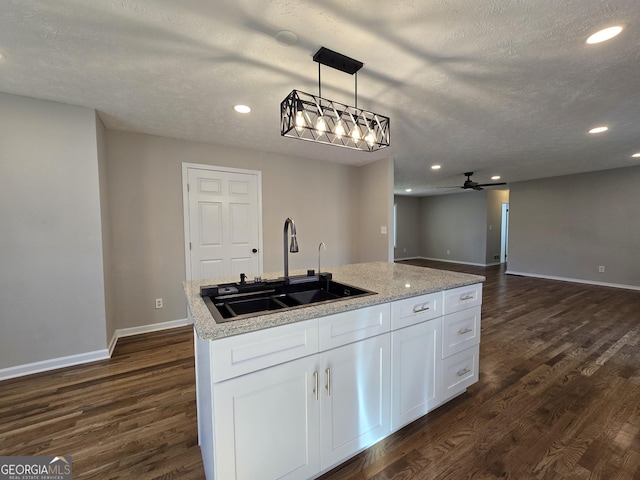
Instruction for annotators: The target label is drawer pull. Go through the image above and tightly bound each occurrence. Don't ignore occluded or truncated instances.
[313,371,319,401]
[460,294,475,301]
[325,368,331,397]
[456,367,471,377]
[413,304,430,313]
[458,327,473,335]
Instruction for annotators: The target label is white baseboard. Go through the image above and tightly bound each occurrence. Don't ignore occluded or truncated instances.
[399,256,497,268]
[1,317,193,382]
[114,317,192,339]
[0,348,111,382]
[506,270,640,291]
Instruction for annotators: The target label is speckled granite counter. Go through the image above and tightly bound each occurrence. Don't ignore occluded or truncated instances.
[184,261,485,340]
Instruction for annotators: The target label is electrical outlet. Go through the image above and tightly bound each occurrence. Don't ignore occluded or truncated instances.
[446,250,451,255]
[380,226,387,234]
[155,298,163,309]
[598,266,605,273]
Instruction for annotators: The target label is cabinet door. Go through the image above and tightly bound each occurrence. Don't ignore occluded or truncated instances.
[319,334,391,471]
[213,355,320,480]
[391,318,442,430]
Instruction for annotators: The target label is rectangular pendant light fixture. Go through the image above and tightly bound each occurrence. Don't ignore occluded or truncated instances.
[280,47,390,152]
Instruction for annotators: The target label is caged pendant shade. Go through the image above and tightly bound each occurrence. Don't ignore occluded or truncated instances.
[280,47,390,152]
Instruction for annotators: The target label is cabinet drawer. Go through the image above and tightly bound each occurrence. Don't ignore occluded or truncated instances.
[442,344,479,399]
[443,283,482,314]
[319,304,391,351]
[391,292,442,329]
[442,306,481,358]
[210,318,318,382]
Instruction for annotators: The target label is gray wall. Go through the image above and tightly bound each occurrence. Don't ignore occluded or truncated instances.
[508,166,640,287]
[394,189,509,266]
[419,192,489,265]
[357,158,395,263]
[0,93,393,373]
[0,93,107,369]
[393,195,421,258]
[96,114,116,346]
[105,131,391,330]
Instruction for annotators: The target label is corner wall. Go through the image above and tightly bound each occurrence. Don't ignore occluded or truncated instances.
[105,130,365,330]
[393,195,421,258]
[0,93,108,371]
[357,158,395,263]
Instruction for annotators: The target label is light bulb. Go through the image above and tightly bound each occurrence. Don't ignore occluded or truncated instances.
[295,111,305,129]
[334,120,346,137]
[316,117,327,133]
[351,126,361,141]
[364,129,376,146]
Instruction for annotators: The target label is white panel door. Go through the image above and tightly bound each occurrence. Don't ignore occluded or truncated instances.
[319,334,391,470]
[185,166,262,281]
[213,355,321,480]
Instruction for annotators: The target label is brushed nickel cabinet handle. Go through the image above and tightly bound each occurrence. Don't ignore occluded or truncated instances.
[457,367,471,377]
[325,368,331,397]
[458,327,473,335]
[313,371,319,401]
[460,294,474,301]
[413,304,430,313]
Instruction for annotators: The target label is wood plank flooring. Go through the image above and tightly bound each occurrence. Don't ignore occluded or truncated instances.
[1,260,640,479]
[0,327,204,479]
[320,260,640,480]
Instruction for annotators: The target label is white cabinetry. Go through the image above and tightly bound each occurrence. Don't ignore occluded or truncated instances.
[194,283,482,480]
[319,334,390,470]
[196,305,391,480]
[213,355,320,480]
[390,292,442,430]
[441,284,482,401]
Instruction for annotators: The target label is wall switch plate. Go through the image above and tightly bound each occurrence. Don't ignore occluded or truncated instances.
[155,298,163,309]
[381,226,387,234]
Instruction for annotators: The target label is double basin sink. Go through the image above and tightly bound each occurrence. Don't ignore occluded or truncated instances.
[201,273,376,323]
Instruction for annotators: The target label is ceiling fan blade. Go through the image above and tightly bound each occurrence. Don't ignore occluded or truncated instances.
[476,182,507,187]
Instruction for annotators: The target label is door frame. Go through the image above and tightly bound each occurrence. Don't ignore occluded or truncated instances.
[182,162,264,281]
[500,202,509,264]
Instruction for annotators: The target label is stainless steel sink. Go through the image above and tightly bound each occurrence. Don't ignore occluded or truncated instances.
[201,273,376,323]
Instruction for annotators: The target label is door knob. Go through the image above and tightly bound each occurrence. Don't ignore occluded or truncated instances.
[252,248,258,253]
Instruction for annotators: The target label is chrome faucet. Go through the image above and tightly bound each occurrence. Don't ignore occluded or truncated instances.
[318,242,326,274]
[283,217,299,280]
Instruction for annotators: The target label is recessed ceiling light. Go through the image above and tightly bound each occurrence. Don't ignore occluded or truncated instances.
[589,126,608,134]
[233,105,251,114]
[405,188,412,192]
[275,30,298,46]
[431,165,441,170]
[632,153,640,158]
[491,175,501,180]
[586,26,623,44]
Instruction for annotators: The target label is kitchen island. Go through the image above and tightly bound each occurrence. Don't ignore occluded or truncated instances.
[184,261,484,480]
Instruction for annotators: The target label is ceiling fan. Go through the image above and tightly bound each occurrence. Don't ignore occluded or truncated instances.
[443,172,507,191]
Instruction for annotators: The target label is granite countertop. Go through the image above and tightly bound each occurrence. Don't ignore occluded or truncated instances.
[184,261,485,340]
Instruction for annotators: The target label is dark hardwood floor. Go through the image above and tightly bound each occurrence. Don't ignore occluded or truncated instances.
[2,260,640,479]
[0,327,204,479]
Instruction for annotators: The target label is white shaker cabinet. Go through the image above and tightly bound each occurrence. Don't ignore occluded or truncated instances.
[391,318,442,430]
[213,355,321,480]
[441,284,482,401]
[193,283,482,480]
[319,333,391,470]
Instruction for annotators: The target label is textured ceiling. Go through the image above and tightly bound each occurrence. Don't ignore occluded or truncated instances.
[2,0,639,195]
